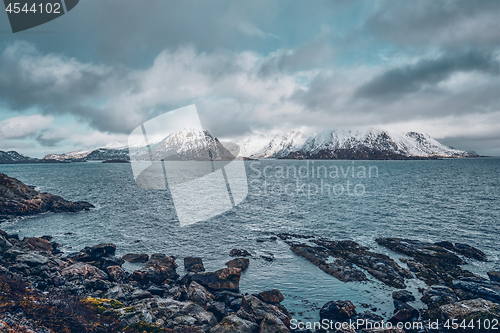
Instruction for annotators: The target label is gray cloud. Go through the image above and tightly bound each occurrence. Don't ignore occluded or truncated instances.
[355,51,500,100]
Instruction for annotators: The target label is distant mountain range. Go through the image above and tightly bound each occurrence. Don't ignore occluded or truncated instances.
[0,128,479,164]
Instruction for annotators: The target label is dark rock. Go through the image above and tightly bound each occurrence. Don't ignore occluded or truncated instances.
[229,249,251,257]
[391,290,415,303]
[435,241,488,262]
[23,237,53,253]
[16,253,50,267]
[188,281,214,306]
[258,289,285,304]
[440,298,500,322]
[191,267,241,291]
[487,271,500,282]
[122,253,149,263]
[106,265,126,282]
[240,295,291,326]
[66,243,121,269]
[146,285,167,296]
[131,289,153,300]
[392,300,419,320]
[210,314,259,333]
[131,253,178,285]
[0,173,94,217]
[225,258,249,271]
[260,313,290,333]
[452,277,500,303]
[85,278,111,291]
[206,301,226,320]
[61,262,108,280]
[184,257,205,273]
[319,300,356,321]
[377,238,479,287]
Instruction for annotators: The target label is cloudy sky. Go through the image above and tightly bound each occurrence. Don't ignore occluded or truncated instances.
[0,0,499,157]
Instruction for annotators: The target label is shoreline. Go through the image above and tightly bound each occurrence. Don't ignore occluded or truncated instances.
[1,229,499,332]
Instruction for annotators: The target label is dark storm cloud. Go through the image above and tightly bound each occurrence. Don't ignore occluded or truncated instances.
[355,51,500,100]
[365,0,500,48]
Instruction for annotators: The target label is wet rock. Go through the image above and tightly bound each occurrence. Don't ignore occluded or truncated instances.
[229,249,251,257]
[131,253,178,285]
[377,238,478,287]
[122,253,149,263]
[147,285,167,296]
[319,300,356,321]
[435,241,488,262]
[61,262,108,280]
[452,277,500,303]
[0,234,13,251]
[225,258,249,271]
[188,281,215,306]
[210,314,259,333]
[260,313,290,333]
[487,271,500,282]
[84,278,111,291]
[389,301,419,323]
[240,295,291,326]
[207,301,226,320]
[258,289,285,304]
[391,290,415,303]
[184,257,205,273]
[0,173,94,217]
[290,244,367,283]
[440,298,500,321]
[191,267,241,291]
[23,237,53,253]
[106,265,126,282]
[67,243,122,269]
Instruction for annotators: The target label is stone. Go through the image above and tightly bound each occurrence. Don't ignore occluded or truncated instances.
[16,253,49,267]
[131,253,178,285]
[210,314,259,333]
[391,290,415,303]
[106,265,126,282]
[260,313,290,333]
[184,257,205,273]
[229,249,251,257]
[191,267,241,291]
[0,235,13,251]
[435,241,488,262]
[61,262,108,280]
[319,300,356,321]
[258,289,285,304]
[452,277,500,303]
[131,289,153,300]
[225,258,249,271]
[24,237,53,253]
[188,281,214,306]
[122,253,149,263]
[440,298,500,320]
[487,271,500,282]
[240,295,291,326]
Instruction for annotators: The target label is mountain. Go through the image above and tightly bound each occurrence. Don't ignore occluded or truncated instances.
[234,129,477,159]
[130,128,236,161]
[0,150,32,163]
[43,149,93,161]
[84,148,130,161]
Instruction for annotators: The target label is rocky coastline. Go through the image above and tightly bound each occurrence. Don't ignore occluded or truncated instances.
[0,173,94,222]
[0,228,499,333]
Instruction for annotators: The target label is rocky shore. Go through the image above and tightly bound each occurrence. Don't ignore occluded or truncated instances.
[0,229,499,333]
[0,173,94,222]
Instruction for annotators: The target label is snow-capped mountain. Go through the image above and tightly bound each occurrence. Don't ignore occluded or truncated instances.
[43,149,93,161]
[234,129,476,159]
[130,127,236,161]
[0,150,33,163]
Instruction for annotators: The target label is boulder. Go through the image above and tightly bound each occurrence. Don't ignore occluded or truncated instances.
[24,237,53,253]
[184,257,205,273]
[260,313,290,333]
[319,300,356,321]
[240,295,291,326]
[106,265,126,282]
[16,253,49,267]
[210,314,259,333]
[389,301,419,324]
[0,235,13,251]
[440,298,500,321]
[67,243,122,269]
[131,253,178,285]
[191,267,241,291]
[225,258,249,271]
[229,249,251,257]
[487,271,500,282]
[258,289,285,304]
[61,262,108,280]
[131,289,153,300]
[391,290,415,303]
[122,253,149,263]
[452,277,500,303]
[188,281,214,306]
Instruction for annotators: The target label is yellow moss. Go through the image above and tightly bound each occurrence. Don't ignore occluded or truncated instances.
[82,297,124,312]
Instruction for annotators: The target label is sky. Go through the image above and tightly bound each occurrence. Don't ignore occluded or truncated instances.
[0,0,499,157]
